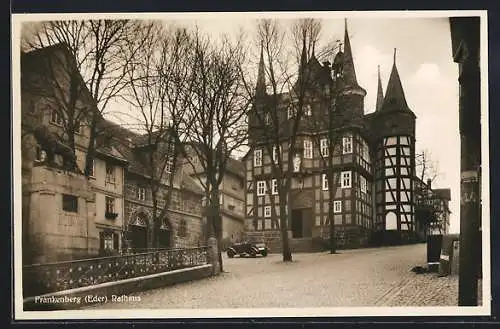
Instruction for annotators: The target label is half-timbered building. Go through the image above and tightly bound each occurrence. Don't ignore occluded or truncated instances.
[244,21,421,251]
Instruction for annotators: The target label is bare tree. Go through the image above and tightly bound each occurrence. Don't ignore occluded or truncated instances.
[416,149,440,183]
[120,22,197,249]
[415,149,447,235]
[239,18,336,262]
[182,29,249,272]
[22,19,149,175]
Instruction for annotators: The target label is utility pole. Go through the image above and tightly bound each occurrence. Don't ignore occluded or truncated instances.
[449,17,481,306]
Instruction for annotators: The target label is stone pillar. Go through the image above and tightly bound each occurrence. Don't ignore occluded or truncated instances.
[207,237,220,275]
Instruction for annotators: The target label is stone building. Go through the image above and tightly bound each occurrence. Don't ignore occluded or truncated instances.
[109,129,205,251]
[182,143,245,245]
[21,44,128,263]
[243,21,426,251]
[21,43,204,264]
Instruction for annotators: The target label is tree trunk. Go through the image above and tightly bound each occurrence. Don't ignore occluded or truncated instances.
[210,187,224,272]
[279,190,292,262]
[327,173,336,254]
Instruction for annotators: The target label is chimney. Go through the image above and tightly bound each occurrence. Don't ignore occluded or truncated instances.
[427,178,432,190]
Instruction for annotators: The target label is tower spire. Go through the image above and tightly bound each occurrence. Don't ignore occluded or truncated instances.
[341,18,359,87]
[381,48,410,112]
[297,35,308,86]
[375,65,384,112]
[255,41,266,97]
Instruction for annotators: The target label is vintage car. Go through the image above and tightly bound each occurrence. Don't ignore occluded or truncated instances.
[226,241,268,258]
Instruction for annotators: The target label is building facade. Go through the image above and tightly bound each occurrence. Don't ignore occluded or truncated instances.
[244,21,421,251]
[21,43,205,264]
[21,44,128,263]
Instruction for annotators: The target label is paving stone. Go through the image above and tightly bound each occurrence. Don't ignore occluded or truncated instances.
[83,243,482,309]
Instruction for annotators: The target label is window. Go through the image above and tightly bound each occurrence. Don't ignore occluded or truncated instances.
[165,157,174,174]
[105,163,115,184]
[360,175,367,194]
[254,149,262,167]
[303,139,313,159]
[105,196,115,214]
[288,106,296,119]
[272,179,278,195]
[88,159,95,177]
[265,113,271,125]
[100,232,119,251]
[342,135,353,154]
[62,194,78,213]
[341,171,351,188]
[272,146,279,163]
[264,206,272,218]
[334,200,342,213]
[137,187,146,201]
[320,138,329,157]
[305,104,312,116]
[322,174,329,191]
[257,180,266,196]
[293,154,301,172]
[177,219,187,237]
[50,109,63,126]
[104,234,114,250]
[34,145,46,162]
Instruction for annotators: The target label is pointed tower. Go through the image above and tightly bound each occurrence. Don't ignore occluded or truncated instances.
[296,36,309,90]
[380,49,411,113]
[375,65,384,112]
[255,42,266,98]
[372,48,417,245]
[332,19,367,119]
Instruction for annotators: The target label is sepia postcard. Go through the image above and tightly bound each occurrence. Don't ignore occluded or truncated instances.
[11,10,490,320]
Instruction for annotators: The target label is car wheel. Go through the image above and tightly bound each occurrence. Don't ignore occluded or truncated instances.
[249,250,257,258]
[227,250,234,258]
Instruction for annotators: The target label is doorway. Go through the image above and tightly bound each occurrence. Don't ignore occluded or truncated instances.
[291,209,303,238]
[129,224,148,250]
[158,229,171,249]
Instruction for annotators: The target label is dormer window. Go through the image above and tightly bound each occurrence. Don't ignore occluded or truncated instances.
[105,163,116,184]
[254,149,262,167]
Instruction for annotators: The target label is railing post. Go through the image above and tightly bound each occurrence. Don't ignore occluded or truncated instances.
[207,237,220,275]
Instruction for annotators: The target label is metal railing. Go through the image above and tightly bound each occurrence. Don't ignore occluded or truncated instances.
[23,246,209,297]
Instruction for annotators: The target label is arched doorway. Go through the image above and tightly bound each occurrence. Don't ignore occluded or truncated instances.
[129,212,149,251]
[385,211,398,230]
[158,218,172,249]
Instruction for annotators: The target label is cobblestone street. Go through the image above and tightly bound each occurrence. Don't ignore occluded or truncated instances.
[85,243,476,309]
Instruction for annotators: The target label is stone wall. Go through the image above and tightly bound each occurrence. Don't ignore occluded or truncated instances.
[23,165,97,264]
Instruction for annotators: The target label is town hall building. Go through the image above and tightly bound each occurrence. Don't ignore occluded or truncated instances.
[243,21,421,251]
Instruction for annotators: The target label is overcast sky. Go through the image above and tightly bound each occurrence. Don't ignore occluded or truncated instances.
[172,14,460,232]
